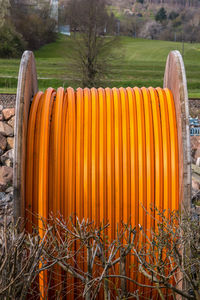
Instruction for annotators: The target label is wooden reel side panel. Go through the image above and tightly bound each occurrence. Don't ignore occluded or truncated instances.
[14,51,38,222]
[164,50,191,212]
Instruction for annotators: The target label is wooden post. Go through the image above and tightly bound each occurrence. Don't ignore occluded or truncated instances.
[13,51,38,222]
[164,50,191,213]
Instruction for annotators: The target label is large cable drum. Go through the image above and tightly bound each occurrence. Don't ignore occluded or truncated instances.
[26,86,179,229]
[13,50,191,299]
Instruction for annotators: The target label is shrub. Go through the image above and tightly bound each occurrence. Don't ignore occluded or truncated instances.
[0,24,26,58]
[11,4,57,51]
[169,11,179,20]
[139,20,163,40]
[0,216,50,299]
[0,209,199,299]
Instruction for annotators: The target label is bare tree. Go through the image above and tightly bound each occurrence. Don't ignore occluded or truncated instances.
[0,0,10,28]
[42,215,141,299]
[65,0,117,87]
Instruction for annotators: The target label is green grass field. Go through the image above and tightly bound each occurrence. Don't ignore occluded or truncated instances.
[0,35,200,97]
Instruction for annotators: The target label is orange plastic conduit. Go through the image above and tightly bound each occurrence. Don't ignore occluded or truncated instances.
[25,86,179,299]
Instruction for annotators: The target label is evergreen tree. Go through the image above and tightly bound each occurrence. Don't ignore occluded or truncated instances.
[155,7,167,23]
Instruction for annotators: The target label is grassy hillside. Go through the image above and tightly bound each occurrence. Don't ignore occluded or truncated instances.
[0,35,200,97]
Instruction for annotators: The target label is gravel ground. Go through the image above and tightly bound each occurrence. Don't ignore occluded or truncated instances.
[0,94,16,108]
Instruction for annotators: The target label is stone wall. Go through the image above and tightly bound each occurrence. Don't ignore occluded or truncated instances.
[0,104,15,222]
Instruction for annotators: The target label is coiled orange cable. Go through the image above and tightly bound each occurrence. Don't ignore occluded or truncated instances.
[25,86,179,299]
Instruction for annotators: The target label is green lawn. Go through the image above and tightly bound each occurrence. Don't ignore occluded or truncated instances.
[0,35,200,97]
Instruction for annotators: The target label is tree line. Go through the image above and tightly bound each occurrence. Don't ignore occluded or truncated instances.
[0,0,57,58]
[1,0,200,86]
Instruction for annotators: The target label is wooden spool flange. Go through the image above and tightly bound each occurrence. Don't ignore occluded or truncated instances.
[13,51,38,222]
[164,50,191,213]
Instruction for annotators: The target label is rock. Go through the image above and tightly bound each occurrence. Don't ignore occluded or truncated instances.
[191,136,200,163]
[0,192,13,223]
[1,149,14,167]
[4,160,11,167]
[195,149,200,162]
[2,108,15,121]
[0,193,11,207]
[0,133,7,151]
[0,105,3,112]
[5,186,13,194]
[7,116,15,128]
[196,157,200,167]
[0,166,13,191]
[0,113,3,121]
[192,178,200,191]
[0,192,6,200]
[7,137,14,150]
[191,136,200,149]
[0,121,13,137]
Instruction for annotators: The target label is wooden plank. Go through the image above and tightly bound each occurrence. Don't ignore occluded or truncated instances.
[164,50,191,213]
[13,51,38,222]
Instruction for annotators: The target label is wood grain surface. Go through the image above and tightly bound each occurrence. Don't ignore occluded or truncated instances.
[164,50,191,213]
[13,51,38,222]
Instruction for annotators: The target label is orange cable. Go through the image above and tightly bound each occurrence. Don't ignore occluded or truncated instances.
[25,86,179,300]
